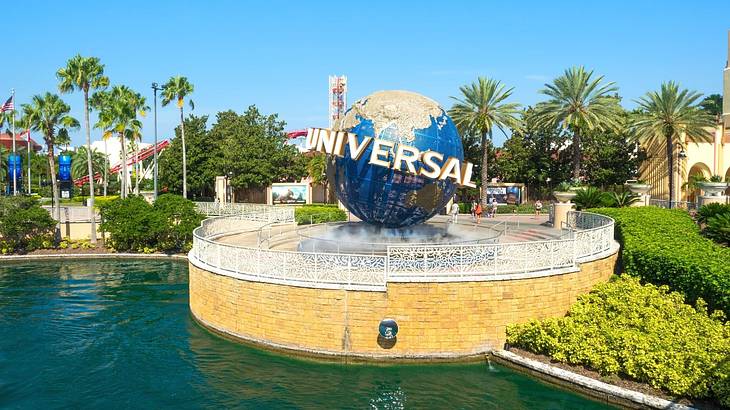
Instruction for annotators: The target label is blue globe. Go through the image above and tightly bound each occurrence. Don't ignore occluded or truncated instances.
[327,90,464,228]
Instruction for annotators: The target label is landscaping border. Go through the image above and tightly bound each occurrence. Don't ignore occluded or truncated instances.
[492,350,695,410]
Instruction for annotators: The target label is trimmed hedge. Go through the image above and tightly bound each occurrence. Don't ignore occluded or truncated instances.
[457,202,536,214]
[0,196,55,253]
[99,194,203,253]
[507,276,730,405]
[295,204,347,225]
[593,207,730,315]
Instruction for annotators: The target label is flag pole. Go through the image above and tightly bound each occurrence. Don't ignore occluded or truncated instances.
[11,88,16,196]
[27,130,32,194]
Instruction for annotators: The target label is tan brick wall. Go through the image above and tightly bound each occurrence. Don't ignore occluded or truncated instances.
[189,251,617,360]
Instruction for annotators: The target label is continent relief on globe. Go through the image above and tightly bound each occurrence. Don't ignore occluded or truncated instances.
[305,91,474,188]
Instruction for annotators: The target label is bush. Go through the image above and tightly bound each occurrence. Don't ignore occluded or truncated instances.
[608,191,640,207]
[99,195,203,253]
[593,207,730,314]
[697,203,730,225]
[705,212,730,245]
[153,194,204,252]
[0,196,56,253]
[574,187,612,210]
[507,276,730,404]
[295,204,347,225]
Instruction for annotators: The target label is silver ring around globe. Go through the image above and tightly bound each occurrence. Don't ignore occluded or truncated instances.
[327,90,464,228]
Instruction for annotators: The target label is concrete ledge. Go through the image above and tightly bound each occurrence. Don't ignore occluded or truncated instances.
[492,350,694,410]
[0,253,188,261]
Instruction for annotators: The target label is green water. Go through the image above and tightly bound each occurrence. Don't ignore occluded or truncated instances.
[0,260,615,409]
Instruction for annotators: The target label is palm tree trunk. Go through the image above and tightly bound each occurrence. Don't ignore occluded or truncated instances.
[666,134,674,208]
[120,132,127,199]
[83,90,97,245]
[103,138,108,196]
[134,140,140,195]
[572,127,582,180]
[47,142,60,243]
[180,107,187,199]
[481,132,489,207]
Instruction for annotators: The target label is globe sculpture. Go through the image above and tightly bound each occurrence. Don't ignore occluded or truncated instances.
[327,90,464,228]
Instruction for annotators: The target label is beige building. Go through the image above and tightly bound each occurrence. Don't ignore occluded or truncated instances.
[640,31,730,202]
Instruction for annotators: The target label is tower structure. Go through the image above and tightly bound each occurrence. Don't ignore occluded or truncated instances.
[328,75,347,128]
[723,30,730,127]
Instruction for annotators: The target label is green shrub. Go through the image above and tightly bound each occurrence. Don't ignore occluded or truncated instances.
[295,204,347,225]
[153,194,204,252]
[507,276,730,403]
[705,212,730,245]
[99,195,203,253]
[593,207,730,314]
[0,196,55,252]
[608,191,640,207]
[697,203,730,224]
[574,187,612,210]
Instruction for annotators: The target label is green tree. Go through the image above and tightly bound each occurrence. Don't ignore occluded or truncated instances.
[699,93,723,122]
[96,86,148,198]
[533,66,623,180]
[21,93,79,240]
[581,113,642,187]
[631,82,715,206]
[71,146,106,181]
[215,106,300,190]
[161,76,194,198]
[57,55,109,244]
[449,77,522,206]
[306,153,330,203]
[159,115,221,198]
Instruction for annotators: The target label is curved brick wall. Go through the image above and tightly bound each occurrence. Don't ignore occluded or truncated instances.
[189,251,617,361]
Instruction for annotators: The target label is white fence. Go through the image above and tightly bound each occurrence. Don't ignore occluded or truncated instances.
[190,207,615,291]
[42,206,98,222]
[194,202,295,217]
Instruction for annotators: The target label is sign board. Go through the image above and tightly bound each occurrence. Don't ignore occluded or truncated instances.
[271,184,307,205]
[378,318,398,340]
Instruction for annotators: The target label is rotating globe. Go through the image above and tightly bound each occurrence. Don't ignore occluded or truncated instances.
[326,90,464,228]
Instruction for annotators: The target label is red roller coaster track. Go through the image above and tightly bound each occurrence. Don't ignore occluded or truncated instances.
[73,140,170,187]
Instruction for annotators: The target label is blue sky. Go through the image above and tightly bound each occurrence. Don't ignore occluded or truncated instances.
[2,0,728,147]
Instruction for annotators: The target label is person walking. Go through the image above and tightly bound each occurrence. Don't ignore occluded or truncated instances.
[474,202,483,224]
[450,201,460,224]
[534,200,543,217]
[470,199,477,221]
[489,197,498,218]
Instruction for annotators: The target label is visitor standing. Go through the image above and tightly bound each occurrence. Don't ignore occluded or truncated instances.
[450,201,459,224]
[535,200,543,217]
[470,200,477,221]
[475,202,483,224]
[489,198,498,218]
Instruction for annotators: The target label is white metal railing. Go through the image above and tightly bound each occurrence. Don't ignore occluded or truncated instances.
[189,207,615,291]
[565,211,615,260]
[649,199,698,210]
[42,206,98,222]
[194,201,296,217]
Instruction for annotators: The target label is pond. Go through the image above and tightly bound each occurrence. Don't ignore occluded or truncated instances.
[0,259,615,409]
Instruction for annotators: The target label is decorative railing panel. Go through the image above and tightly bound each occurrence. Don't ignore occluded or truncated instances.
[190,206,615,290]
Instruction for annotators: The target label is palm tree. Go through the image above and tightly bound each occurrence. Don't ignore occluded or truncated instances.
[90,90,114,196]
[57,55,109,244]
[71,146,106,181]
[161,76,194,198]
[449,77,521,206]
[95,86,148,198]
[21,93,79,241]
[533,66,623,180]
[631,82,715,206]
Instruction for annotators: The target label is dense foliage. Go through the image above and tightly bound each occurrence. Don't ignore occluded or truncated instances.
[99,194,203,253]
[295,204,347,225]
[0,196,55,253]
[593,207,730,314]
[507,276,730,405]
[159,108,307,199]
[706,212,730,245]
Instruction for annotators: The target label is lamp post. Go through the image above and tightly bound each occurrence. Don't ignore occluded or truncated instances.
[151,82,164,201]
[677,148,687,207]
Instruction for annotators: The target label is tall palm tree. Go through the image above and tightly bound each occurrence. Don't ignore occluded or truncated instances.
[161,76,194,198]
[90,90,114,196]
[630,82,715,206]
[449,77,521,206]
[21,93,79,241]
[533,66,623,180]
[57,55,109,244]
[95,86,148,198]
